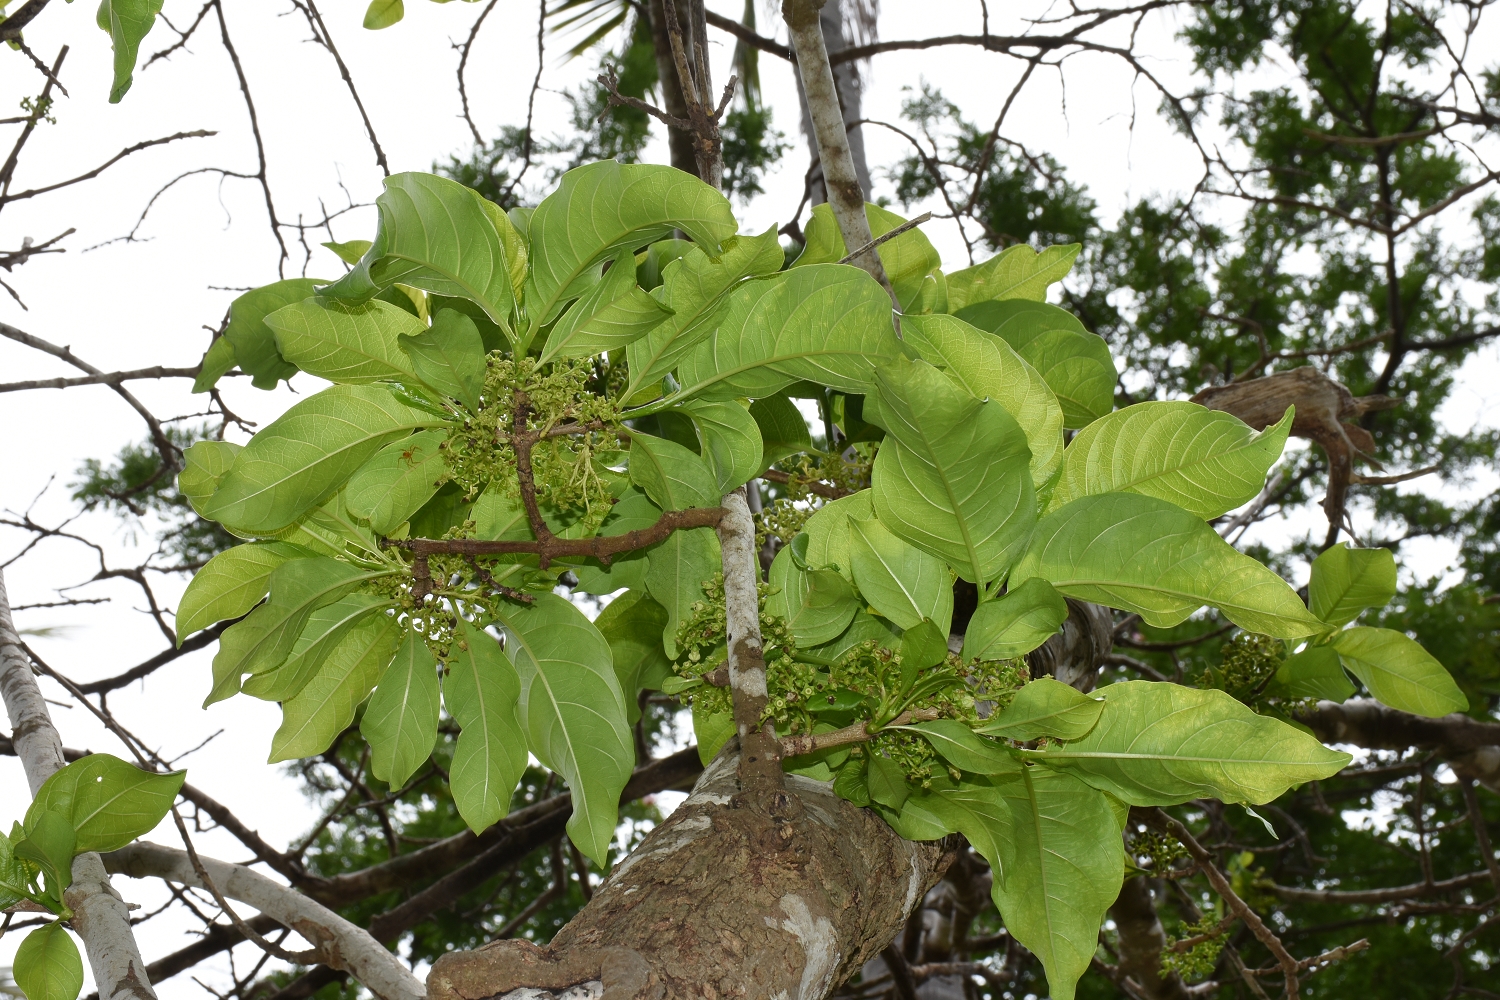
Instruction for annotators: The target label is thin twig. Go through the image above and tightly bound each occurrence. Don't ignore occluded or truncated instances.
[836,212,933,265]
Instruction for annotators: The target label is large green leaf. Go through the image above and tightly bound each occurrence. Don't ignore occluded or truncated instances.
[13,922,83,1000]
[445,621,528,833]
[961,578,1067,661]
[1268,645,1355,702]
[206,557,383,706]
[945,243,1080,312]
[1012,493,1327,639]
[176,541,314,641]
[26,754,185,854]
[344,430,449,534]
[594,590,673,721]
[179,441,242,517]
[1048,401,1293,519]
[496,593,634,866]
[1331,627,1467,717]
[200,385,445,535]
[265,298,422,385]
[901,313,1065,486]
[625,229,785,397]
[794,203,943,311]
[572,490,661,595]
[925,776,1014,868]
[673,265,900,401]
[749,395,812,472]
[868,357,1036,584]
[321,173,518,334]
[976,677,1103,741]
[362,630,441,788]
[803,490,874,581]
[399,309,487,412]
[1035,680,1351,804]
[644,527,721,658]
[192,335,239,394]
[679,399,763,495]
[804,608,901,662]
[991,767,1124,1000]
[766,545,860,647]
[241,594,392,702]
[220,280,320,389]
[100,0,162,102]
[1309,543,1398,627]
[525,161,737,332]
[628,431,719,509]
[541,250,673,363]
[270,614,400,762]
[958,301,1114,429]
[900,720,1020,776]
[848,515,953,632]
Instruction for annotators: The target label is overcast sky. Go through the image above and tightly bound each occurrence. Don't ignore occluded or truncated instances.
[1,0,1497,994]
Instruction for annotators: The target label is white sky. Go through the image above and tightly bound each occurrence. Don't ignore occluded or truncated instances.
[0,0,1497,995]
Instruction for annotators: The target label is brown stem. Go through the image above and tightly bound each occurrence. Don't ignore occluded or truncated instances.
[778,708,939,758]
[394,507,727,566]
[760,467,849,500]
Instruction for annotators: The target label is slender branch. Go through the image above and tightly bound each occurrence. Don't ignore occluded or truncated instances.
[703,9,793,61]
[1349,463,1442,486]
[76,619,236,695]
[0,0,53,42]
[778,708,940,758]
[836,212,933,265]
[717,486,781,790]
[1460,780,1500,898]
[0,365,205,393]
[760,467,848,500]
[0,46,66,198]
[393,507,727,566]
[293,0,389,176]
[0,131,216,204]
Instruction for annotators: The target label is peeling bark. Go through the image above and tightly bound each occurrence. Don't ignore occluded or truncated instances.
[1,569,160,1000]
[428,750,955,1000]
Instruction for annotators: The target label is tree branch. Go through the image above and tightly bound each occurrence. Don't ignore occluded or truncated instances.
[717,486,780,790]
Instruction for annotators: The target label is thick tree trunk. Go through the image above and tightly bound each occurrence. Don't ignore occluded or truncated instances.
[428,750,954,999]
[647,0,700,177]
[793,2,873,206]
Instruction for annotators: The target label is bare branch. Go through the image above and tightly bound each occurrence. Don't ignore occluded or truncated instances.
[0,365,207,393]
[0,131,217,205]
[292,0,390,177]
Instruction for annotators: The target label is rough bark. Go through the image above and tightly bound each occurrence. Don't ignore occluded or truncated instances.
[0,568,159,1000]
[1109,877,1192,1000]
[104,842,423,1000]
[1297,698,1500,793]
[646,0,699,177]
[428,749,955,1000]
[783,0,891,293]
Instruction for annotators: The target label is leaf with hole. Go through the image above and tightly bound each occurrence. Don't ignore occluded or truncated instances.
[26,754,185,854]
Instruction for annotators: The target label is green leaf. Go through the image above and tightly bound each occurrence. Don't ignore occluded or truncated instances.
[848,515,953,632]
[644,527,721,658]
[176,541,314,642]
[673,265,900,401]
[322,173,516,334]
[222,280,321,389]
[1048,401,1292,519]
[1035,680,1351,804]
[573,491,661,595]
[1269,645,1355,702]
[397,309,488,412]
[14,923,83,1000]
[959,301,1113,429]
[804,609,901,662]
[1331,626,1467,717]
[206,557,383,706]
[678,400,763,495]
[766,545,860,647]
[240,594,392,702]
[27,754,185,855]
[192,336,238,394]
[344,430,448,534]
[803,490,873,581]
[0,827,38,910]
[635,238,695,290]
[525,160,737,333]
[200,385,445,535]
[363,0,403,28]
[628,431,720,509]
[265,297,422,386]
[1309,543,1398,627]
[595,590,673,722]
[976,677,1103,741]
[902,313,1065,487]
[926,777,1013,865]
[625,228,785,397]
[180,441,241,517]
[900,619,949,671]
[945,243,1081,312]
[749,395,812,473]
[991,767,1124,1000]
[1012,493,1328,639]
[692,699,735,766]
[14,811,73,902]
[445,621,528,833]
[961,578,1067,661]
[99,0,162,103]
[833,756,872,807]
[496,593,634,867]
[900,720,1020,775]
[794,203,943,312]
[362,630,441,787]
[866,752,910,810]
[270,614,400,762]
[540,250,672,363]
[324,239,372,265]
[868,357,1036,584]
